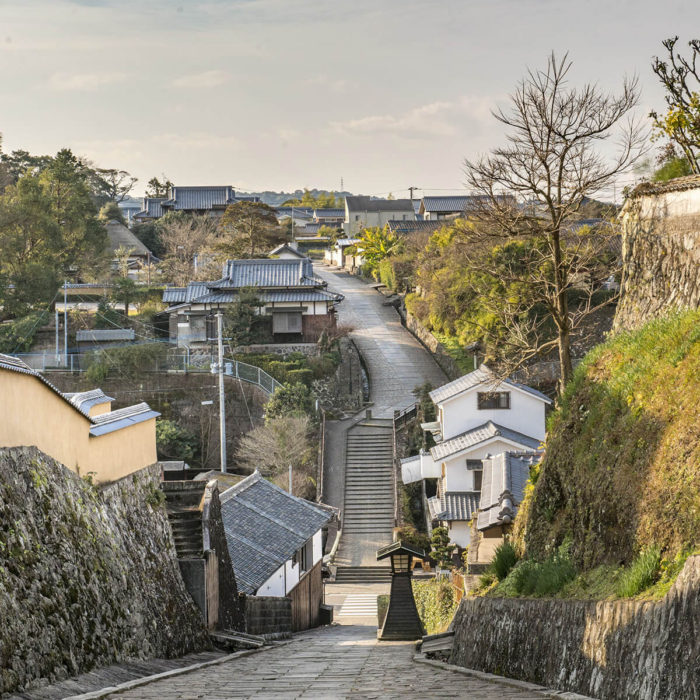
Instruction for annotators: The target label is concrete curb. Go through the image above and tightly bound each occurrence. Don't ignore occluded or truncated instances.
[66,642,290,700]
[412,654,595,700]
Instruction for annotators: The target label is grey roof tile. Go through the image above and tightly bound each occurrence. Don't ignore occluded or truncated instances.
[477,451,541,531]
[63,389,114,412]
[220,472,333,594]
[430,421,541,461]
[429,364,552,405]
[161,186,237,211]
[344,195,414,213]
[432,492,481,521]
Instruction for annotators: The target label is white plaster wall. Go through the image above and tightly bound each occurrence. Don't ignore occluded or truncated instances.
[636,188,700,218]
[440,386,546,441]
[312,530,323,566]
[257,563,286,597]
[449,521,471,548]
[285,558,300,595]
[442,438,520,492]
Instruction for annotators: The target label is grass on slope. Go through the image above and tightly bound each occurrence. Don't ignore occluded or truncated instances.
[516,310,700,573]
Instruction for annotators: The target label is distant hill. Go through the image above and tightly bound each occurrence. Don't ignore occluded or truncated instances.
[238,189,354,207]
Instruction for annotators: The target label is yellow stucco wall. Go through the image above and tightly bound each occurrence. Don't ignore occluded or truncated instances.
[0,371,157,483]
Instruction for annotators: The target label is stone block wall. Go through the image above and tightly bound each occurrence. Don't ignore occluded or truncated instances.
[449,555,700,700]
[0,448,209,696]
[614,193,700,331]
[403,312,463,381]
[240,596,292,638]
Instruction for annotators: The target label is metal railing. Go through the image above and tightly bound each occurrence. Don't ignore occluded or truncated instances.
[12,350,282,396]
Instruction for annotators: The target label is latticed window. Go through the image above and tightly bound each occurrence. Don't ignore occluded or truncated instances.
[477,391,511,409]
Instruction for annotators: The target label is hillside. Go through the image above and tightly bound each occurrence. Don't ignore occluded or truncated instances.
[516,310,700,570]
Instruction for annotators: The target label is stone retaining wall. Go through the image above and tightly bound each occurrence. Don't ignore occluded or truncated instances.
[402,312,462,381]
[449,555,700,700]
[0,448,209,697]
[614,191,700,331]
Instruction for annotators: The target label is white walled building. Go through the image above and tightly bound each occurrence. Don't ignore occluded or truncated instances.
[220,472,336,630]
[401,364,550,548]
[343,196,415,235]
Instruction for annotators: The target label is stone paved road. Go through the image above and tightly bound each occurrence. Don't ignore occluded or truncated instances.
[313,265,446,419]
[105,625,542,699]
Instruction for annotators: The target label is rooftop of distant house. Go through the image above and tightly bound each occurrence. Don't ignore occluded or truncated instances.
[344,195,414,213]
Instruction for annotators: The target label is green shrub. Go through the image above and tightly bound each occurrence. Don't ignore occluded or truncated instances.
[156,419,199,463]
[265,382,314,422]
[0,311,50,353]
[616,547,662,597]
[492,541,519,581]
[287,368,313,386]
[413,578,459,635]
[510,541,576,596]
[395,524,430,552]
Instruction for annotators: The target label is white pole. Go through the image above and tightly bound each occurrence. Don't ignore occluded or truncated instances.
[288,464,292,494]
[55,306,59,363]
[217,312,227,473]
[63,280,68,365]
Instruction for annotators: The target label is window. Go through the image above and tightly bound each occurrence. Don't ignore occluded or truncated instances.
[466,459,482,470]
[473,470,483,492]
[298,539,312,573]
[477,391,511,409]
[273,312,302,334]
[355,214,360,221]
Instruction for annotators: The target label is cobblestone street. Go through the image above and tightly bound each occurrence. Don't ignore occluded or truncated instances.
[104,625,542,699]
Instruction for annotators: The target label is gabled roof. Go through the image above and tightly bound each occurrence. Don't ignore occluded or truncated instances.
[430,421,541,461]
[162,282,209,304]
[428,492,481,522]
[376,540,427,561]
[105,220,152,257]
[269,243,308,259]
[419,195,497,215]
[220,472,333,594]
[89,403,160,436]
[477,451,540,531]
[429,364,552,405]
[344,195,414,214]
[161,185,237,211]
[219,258,320,288]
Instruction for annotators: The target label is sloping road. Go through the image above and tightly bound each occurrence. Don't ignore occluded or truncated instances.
[103,625,542,699]
[314,265,446,418]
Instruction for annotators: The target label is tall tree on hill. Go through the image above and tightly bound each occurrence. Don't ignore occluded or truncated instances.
[218,201,283,258]
[463,53,646,393]
[650,37,700,174]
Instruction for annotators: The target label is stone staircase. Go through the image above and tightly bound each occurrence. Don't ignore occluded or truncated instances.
[335,419,395,577]
[162,481,205,558]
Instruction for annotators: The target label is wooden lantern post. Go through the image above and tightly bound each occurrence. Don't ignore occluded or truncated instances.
[376,540,427,641]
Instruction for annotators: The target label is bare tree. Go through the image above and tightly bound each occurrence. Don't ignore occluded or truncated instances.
[233,415,315,495]
[159,214,219,285]
[463,53,646,393]
[218,201,284,258]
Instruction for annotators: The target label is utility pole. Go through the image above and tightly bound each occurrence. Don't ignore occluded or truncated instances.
[291,206,295,242]
[408,186,420,201]
[54,305,59,364]
[63,280,68,365]
[216,312,227,473]
[289,464,292,494]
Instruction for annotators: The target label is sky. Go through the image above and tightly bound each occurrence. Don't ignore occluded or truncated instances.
[0,0,699,199]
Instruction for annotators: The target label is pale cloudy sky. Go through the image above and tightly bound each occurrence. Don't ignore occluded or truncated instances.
[0,0,698,197]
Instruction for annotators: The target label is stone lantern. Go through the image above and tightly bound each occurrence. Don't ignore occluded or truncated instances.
[376,540,427,641]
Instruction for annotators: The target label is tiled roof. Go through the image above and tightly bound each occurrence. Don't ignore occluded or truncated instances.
[430,421,541,461]
[177,289,343,306]
[430,492,481,522]
[105,220,152,257]
[313,208,344,219]
[429,364,552,405]
[221,258,319,288]
[133,197,165,220]
[162,282,209,304]
[419,195,487,214]
[76,329,136,342]
[161,186,237,211]
[630,174,700,198]
[220,472,333,594]
[387,220,445,235]
[477,451,540,531]
[89,403,160,436]
[63,389,113,413]
[299,223,323,234]
[344,195,414,213]
[275,207,314,216]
